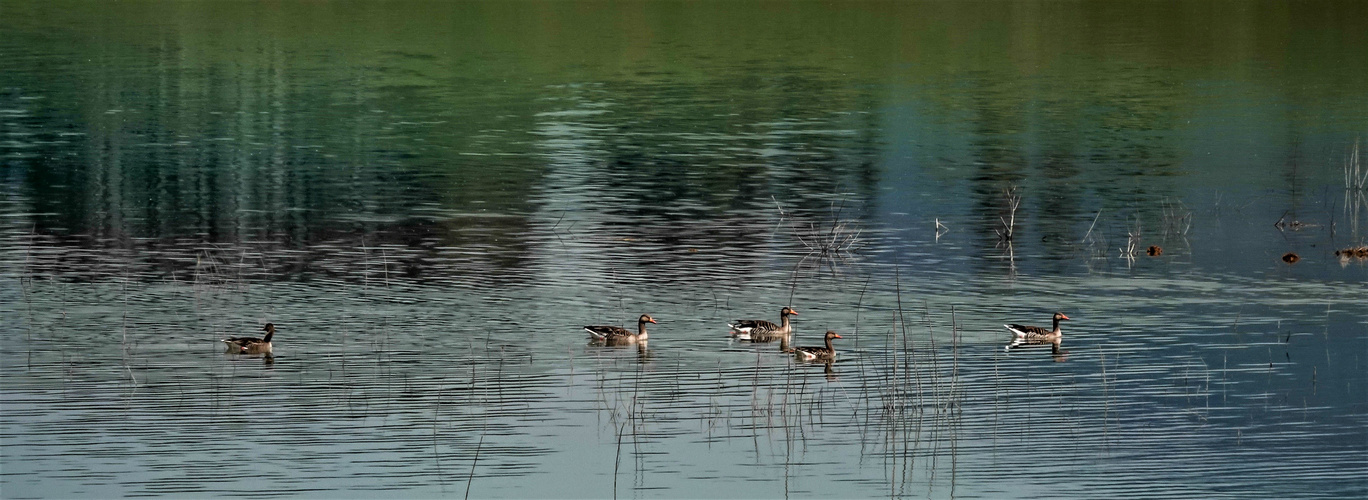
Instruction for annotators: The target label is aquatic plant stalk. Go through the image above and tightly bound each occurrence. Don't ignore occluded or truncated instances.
[465,432,484,500]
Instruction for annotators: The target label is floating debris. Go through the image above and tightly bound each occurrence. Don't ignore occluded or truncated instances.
[1146,245,1163,256]
[1273,211,1319,231]
[1282,252,1301,264]
[1334,246,1368,259]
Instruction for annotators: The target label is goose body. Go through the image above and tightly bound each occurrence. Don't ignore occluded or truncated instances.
[223,323,275,354]
[1005,312,1070,340]
[729,307,797,340]
[586,314,657,344]
[794,330,842,361]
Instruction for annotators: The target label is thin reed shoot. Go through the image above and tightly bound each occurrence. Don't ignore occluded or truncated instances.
[1345,139,1365,191]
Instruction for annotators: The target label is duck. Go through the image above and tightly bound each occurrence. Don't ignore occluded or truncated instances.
[728,307,798,340]
[1004,312,1070,341]
[223,323,275,354]
[585,314,657,344]
[794,330,842,361]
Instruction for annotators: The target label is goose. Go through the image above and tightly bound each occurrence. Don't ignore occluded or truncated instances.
[794,330,842,361]
[223,323,275,354]
[728,307,797,340]
[585,314,657,344]
[1004,312,1070,340]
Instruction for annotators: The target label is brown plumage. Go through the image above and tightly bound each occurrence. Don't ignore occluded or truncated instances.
[729,307,797,340]
[585,314,657,343]
[223,323,275,354]
[1005,312,1070,340]
[794,330,842,361]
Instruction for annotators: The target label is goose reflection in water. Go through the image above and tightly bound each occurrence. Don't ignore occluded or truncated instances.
[726,318,795,356]
[1004,337,1070,362]
[791,353,840,381]
[223,350,276,367]
[735,331,793,344]
[588,339,652,363]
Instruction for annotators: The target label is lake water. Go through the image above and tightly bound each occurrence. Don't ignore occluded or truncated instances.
[2,1,1367,498]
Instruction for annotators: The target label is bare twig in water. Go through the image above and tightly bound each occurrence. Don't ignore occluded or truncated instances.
[21,225,36,343]
[995,186,1021,241]
[610,267,625,323]
[613,420,627,499]
[770,196,791,239]
[1119,215,1140,265]
[432,421,444,488]
[1340,139,1366,242]
[1081,209,1102,244]
[1160,198,1193,237]
[1345,139,1365,191]
[465,431,484,500]
[549,211,576,250]
[779,196,865,278]
[121,270,137,388]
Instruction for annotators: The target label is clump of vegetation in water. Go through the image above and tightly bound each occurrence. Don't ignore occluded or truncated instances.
[1334,246,1368,259]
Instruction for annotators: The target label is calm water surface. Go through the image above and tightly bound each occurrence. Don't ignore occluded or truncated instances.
[2,2,1367,498]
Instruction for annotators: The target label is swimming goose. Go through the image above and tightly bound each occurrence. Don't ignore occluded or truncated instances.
[794,330,842,361]
[728,307,797,339]
[223,323,275,354]
[585,314,657,343]
[1004,312,1070,340]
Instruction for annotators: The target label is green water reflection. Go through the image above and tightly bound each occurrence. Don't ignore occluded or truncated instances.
[5,2,1365,260]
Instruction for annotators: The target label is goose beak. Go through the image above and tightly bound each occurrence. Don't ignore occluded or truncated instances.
[832,334,843,339]
[790,310,799,315]
[649,319,658,324]
[1061,315,1071,321]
